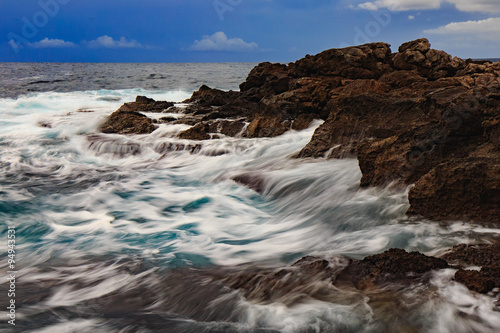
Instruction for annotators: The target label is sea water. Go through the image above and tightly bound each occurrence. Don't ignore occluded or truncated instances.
[0,63,499,332]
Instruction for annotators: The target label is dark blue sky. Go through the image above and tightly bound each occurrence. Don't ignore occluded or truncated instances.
[1,0,499,62]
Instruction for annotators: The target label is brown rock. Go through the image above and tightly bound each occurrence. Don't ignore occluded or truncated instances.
[442,243,500,267]
[209,119,246,137]
[454,269,495,294]
[118,96,174,112]
[441,243,500,293]
[380,70,426,88]
[245,115,290,138]
[292,42,392,79]
[183,85,239,107]
[398,38,431,54]
[337,248,449,288]
[99,111,157,134]
[407,158,500,223]
[291,113,318,131]
[178,123,211,140]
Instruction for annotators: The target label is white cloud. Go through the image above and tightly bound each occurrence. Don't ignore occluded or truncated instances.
[358,0,441,11]
[424,17,500,41]
[447,0,500,13]
[86,36,143,49]
[357,0,500,12]
[408,15,415,19]
[189,32,258,52]
[29,38,76,48]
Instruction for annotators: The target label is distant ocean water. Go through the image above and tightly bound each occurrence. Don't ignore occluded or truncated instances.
[1,63,500,332]
[0,63,257,99]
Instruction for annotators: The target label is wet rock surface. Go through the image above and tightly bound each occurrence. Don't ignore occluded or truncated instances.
[442,243,500,294]
[213,247,497,302]
[335,248,449,288]
[99,110,158,134]
[118,95,174,112]
[13,247,500,332]
[98,96,174,134]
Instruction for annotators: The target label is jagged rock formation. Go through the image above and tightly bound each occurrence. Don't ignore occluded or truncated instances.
[213,246,497,300]
[99,96,174,134]
[442,243,500,294]
[99,110,158,134]
[99,39,499,223]
[117,95,174,113]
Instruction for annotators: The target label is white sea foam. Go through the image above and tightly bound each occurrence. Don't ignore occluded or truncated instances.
[1,89,499,332]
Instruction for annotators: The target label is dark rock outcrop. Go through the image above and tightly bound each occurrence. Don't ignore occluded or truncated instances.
[408,158,500,222]
[99,38,500,223]
[214,246,499,302]
[99,110,157,134]
[336,248,449,288]
[118,96,174,112]
[178,119,246,140]
[441,243,500,294]
[231,173,267,193]
[98,96,174,134]
[442,243,500,267]
[454,269,495,294]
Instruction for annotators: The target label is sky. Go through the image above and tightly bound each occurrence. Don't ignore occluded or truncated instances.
[1,0,500,62]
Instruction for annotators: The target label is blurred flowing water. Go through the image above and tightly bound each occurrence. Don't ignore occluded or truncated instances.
[0,63,499,332]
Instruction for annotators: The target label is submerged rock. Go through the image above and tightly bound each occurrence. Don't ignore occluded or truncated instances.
[231,173,267,193]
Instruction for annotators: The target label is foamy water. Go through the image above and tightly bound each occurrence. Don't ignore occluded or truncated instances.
[1,85,499,332]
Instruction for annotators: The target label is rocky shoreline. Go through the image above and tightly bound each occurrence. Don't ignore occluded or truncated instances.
[98,39,499,299]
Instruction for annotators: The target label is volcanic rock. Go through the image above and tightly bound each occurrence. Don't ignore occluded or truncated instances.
[336,248,449,288]
[99,110,157,134]
[441,243,500,294]
[100,38,500,223]
[408,158,500,222]
[442,243,500,267]
[118,96,174,112]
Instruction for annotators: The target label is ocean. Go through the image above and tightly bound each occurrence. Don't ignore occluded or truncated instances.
[1,63,499,332]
